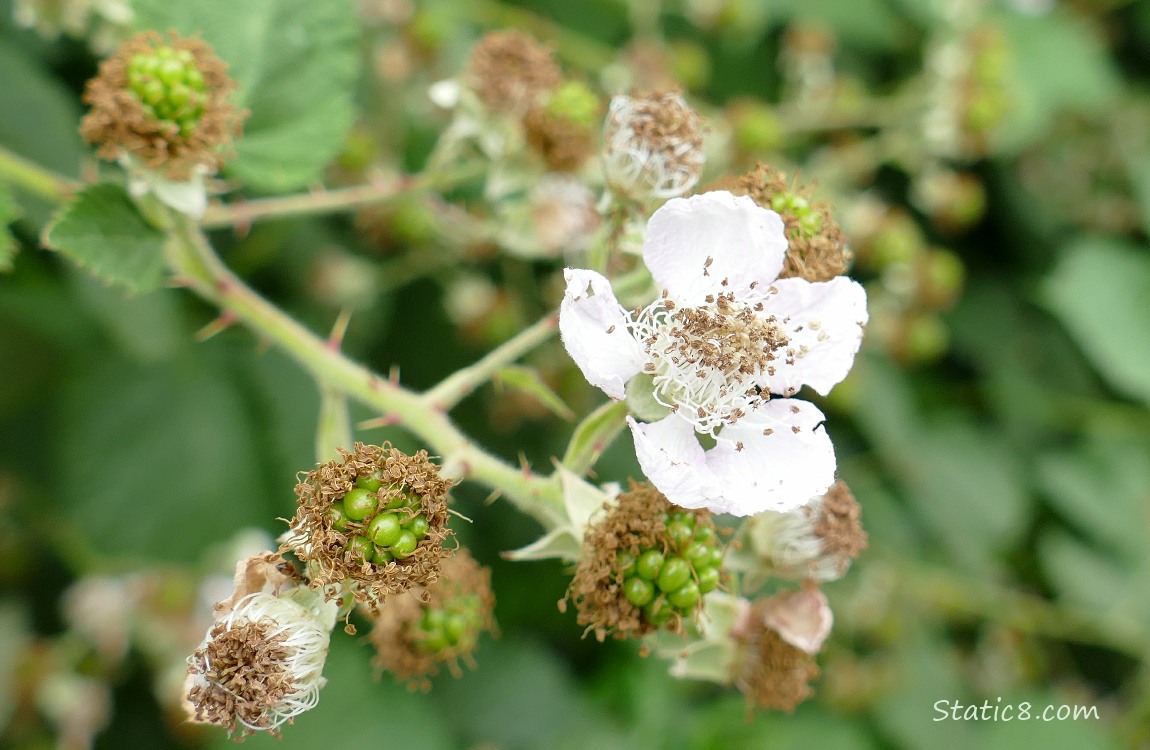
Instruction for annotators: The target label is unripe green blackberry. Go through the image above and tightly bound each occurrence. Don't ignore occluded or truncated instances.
[80,30,243,180]
[368,549,496,690]
[281,443,455,610]
[728,163,848,282]
[569,483,726,641]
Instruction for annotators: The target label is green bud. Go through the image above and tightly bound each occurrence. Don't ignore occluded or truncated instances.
[404,515,431,539]
[668,581,701,610]
[683,541,712,568]
[696,566,721,593]
[544,80,600,128]
[343,487,378,521]
[391,530,418,559]
[371,545,394,565]
[444,613,468,646]
[348,535,374,563]
[656,557,692,593]
[367,513,402,547]
[616,550,637,574]
[666,521,694,547]
[356,474,383,493]
[624,577,655,607]
[636,550,665,580]
[325,501,350,532]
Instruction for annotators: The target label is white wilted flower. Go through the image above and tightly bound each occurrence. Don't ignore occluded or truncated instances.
[559,191,867,516]
[741,480,868,583]
[602,90,705,202]
[183,588,336,737]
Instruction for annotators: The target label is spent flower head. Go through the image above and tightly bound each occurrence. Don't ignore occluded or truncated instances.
[464,30,562,115]
[279,442,454,609]
[367,548,496,689]
[731,587,832,712]
[602,90,706,202]
[559,191,867,515]
[80,30,243,181]
[739,480,867,584]
[728,163,850,282]
[524,80,601,171]
[567,482,726,641]
[183,588,336,737]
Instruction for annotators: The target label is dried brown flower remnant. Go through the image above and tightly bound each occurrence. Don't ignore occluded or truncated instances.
[730,163,849,282]
[368,548,496,690]
[568,482,723,641]
[80,30,243,180]
[602,90,706,201]
[746,480,867,583]
[184,592,332,737]
[465,30,562,114]
[732,588,832,713]
[280,442,454,610]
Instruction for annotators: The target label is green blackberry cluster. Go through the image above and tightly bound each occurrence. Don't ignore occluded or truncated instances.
[619,510,724,626]
[126,45,207,136]
[412,594,486,654]
[327,474,431,565]
[771,192,823,238]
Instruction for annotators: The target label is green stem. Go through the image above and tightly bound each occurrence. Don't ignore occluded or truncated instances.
[199,162,486,229]
[0,145,77,201]
[425,313,559,410]
[166,216,565,528]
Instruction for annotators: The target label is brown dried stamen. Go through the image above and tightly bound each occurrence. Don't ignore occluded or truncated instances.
[186,621,292,734]
[813,481,868,570]
[465,30,562,114]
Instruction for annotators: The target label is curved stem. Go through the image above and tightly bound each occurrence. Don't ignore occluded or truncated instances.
[0,145,77,201]
[425,313,559,410]
[166,216,565,528]
[199,162,486,229]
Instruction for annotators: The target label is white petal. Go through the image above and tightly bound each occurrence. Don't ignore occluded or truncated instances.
[630,399,836,516]
[761,588,833,655]
[559,268,644,400]
[642,191,787,306]
[628,415,717,508]
[762,276,868,397]
[706,400,836,515]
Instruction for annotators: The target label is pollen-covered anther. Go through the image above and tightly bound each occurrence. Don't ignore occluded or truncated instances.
[184,592,331,737]
[367,548,496,690]
[279,442,454,609]
[631,293,789,434]
[464,30,562,115]
[567,482,725,642]
[602,90,706,202]
[80,30,243,180]
[728,163,849,282]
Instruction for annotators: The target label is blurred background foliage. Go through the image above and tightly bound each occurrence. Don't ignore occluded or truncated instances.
[1,0,1150,748]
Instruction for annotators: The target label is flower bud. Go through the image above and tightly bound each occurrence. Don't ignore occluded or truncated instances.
[524,80,601,171]
[602,90,706,202]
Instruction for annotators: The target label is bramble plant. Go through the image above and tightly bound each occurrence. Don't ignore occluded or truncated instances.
[3,1,1150,749]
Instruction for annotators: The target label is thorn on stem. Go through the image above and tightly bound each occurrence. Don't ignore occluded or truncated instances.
[356,414,401,430]
[327,309,352,351]
[195,310,237,342]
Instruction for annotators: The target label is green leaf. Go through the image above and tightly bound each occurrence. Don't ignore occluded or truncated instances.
[0,182,19,271]
[43,184,167,294]
[1042,237,1150,407]
[133,0,360,192]
[995,9,1121,153]
[495,365,574,421]
[56,353,278,563]
[852,354,1030,572]
[562,399,629,475]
